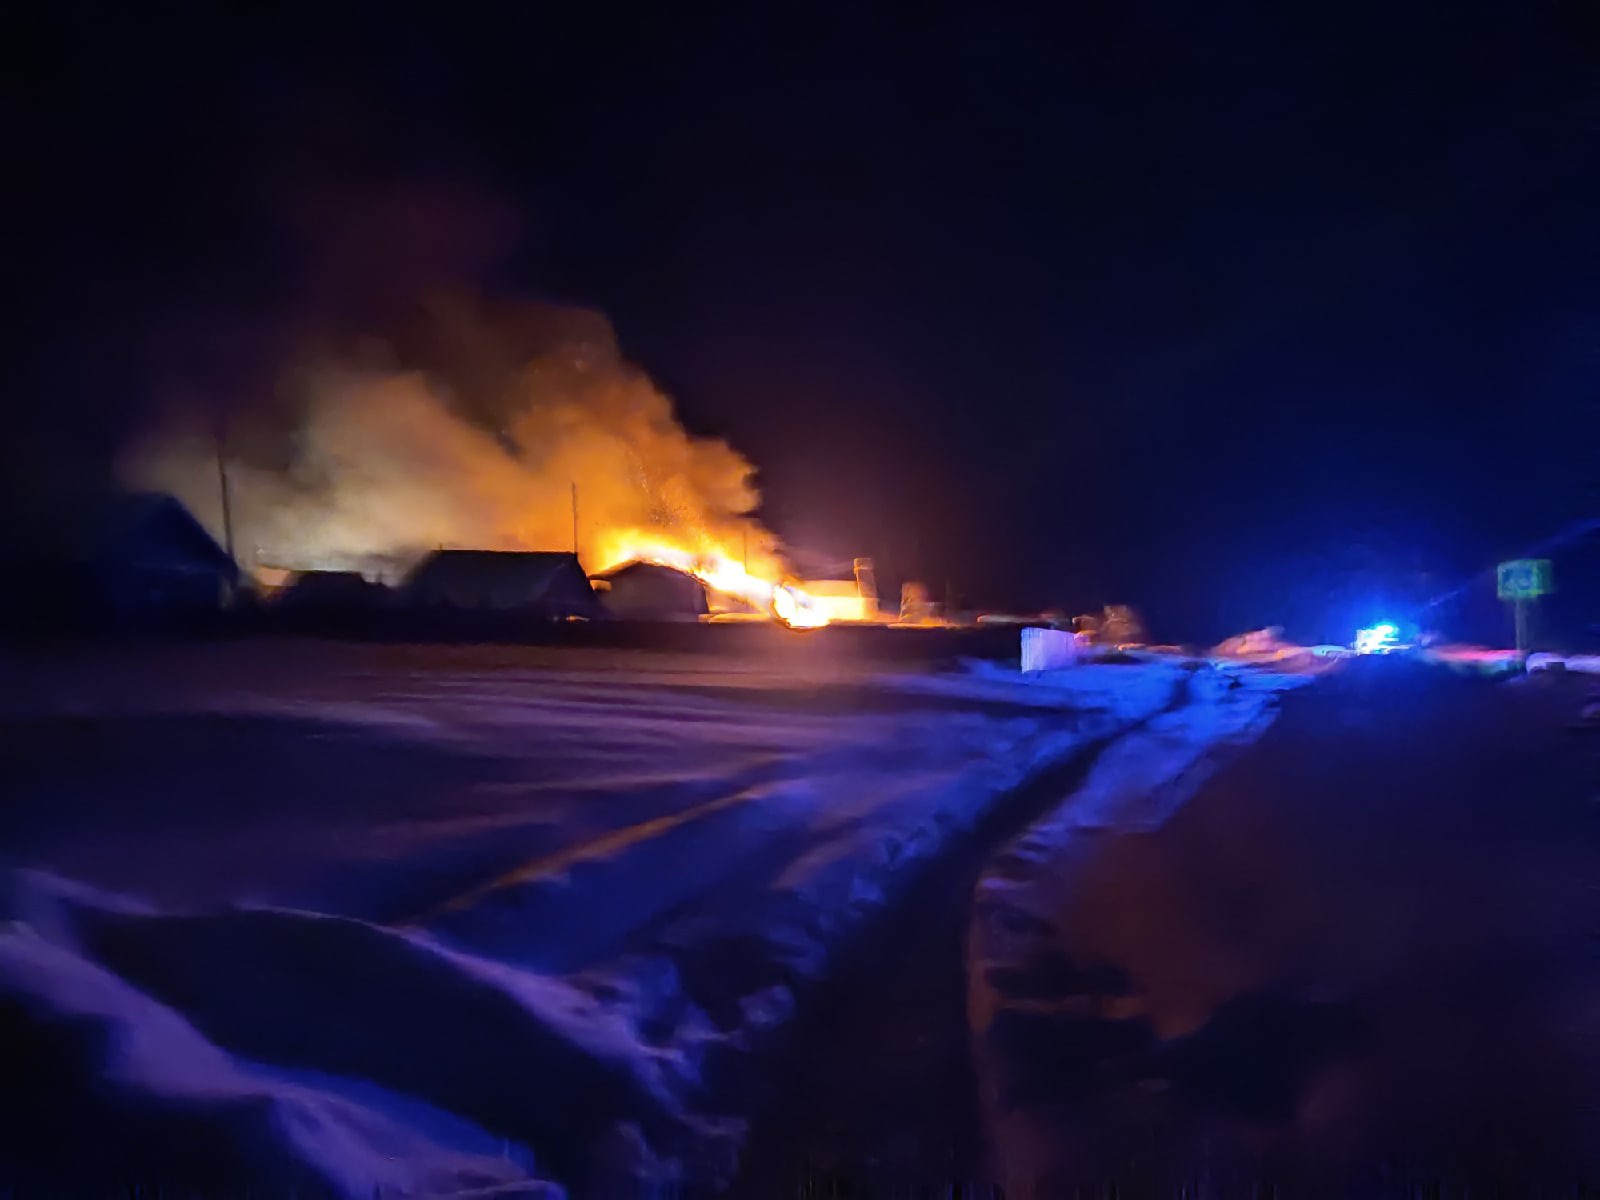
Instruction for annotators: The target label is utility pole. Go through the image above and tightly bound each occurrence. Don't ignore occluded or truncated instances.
[214,413,236,563]
[570,482,579,557]
[210,406,238,608]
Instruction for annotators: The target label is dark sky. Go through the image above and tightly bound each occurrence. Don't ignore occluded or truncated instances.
[16,1,1596,640]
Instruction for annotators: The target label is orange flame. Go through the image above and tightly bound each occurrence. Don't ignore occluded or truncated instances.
[592,530,829,629]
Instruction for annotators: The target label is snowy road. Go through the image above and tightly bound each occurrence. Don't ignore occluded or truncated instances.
[733,663,1297,1195]
[0,639,1302,1196]
[1,642,1166,920]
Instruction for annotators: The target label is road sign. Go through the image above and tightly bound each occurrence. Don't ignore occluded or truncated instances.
[1496,559,1552,601]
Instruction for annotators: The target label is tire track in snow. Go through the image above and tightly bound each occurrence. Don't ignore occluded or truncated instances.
[730,667,1299,1195]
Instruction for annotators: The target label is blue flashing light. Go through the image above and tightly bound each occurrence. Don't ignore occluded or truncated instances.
[1354,622,1401,655]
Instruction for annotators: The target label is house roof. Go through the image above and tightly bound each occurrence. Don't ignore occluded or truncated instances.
[76,492,237,578]
[403,550,598,611]
[279,570,381,606]
[589,559,701,583]
[409,548,583,580]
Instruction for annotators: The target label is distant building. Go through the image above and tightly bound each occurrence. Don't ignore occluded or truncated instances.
[43,492,241,627]
[252,557,392,588]
[590,561,709,621]
[275,570,388,612]
[402,550,599,619]
[795,557,880,623]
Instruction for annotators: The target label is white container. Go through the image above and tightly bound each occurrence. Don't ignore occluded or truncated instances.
[1021,626,1087,672]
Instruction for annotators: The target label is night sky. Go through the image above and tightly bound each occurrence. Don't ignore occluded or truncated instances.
[16,2,1596,641]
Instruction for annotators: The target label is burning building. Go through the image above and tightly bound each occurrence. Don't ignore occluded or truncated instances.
[590,561,709,622]
[121,300,850,627]
[786,558,880,624]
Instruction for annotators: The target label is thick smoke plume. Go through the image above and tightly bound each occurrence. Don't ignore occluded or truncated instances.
[123,303,783,580]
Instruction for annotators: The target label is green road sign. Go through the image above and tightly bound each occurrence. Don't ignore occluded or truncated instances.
[1496,559,1552,601]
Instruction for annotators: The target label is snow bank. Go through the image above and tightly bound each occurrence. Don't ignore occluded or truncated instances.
[0,903,558,1197]
[1213,626,1303,661]
[1,641,1201,1195]
[1207,628,1348,676]
[1528,652,1600,675]
[1418,644,1525,677]
[883,658,1190,723]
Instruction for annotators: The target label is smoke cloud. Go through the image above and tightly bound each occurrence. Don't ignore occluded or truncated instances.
[85,79,791,584]
[122,303,784,580]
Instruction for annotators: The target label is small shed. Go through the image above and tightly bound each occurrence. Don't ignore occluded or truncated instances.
[402,550,599,619]
[591,561,709,621]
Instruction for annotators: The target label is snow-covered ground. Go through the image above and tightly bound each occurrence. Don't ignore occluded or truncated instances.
[970,665,1313,1001]
[1527,651,1600,675]
[968,665,1315,1195]
[964,659,1599,1194]
[0,641,1305,1195]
